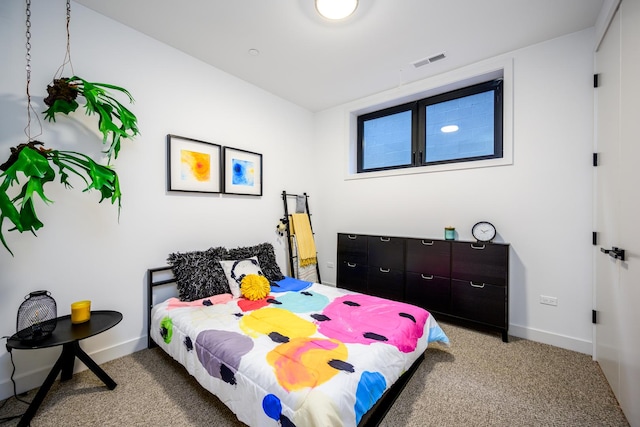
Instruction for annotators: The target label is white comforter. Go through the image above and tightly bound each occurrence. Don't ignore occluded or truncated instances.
[150,280,449,427]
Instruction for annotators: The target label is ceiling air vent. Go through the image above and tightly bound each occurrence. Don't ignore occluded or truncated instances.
[412,52,446,68]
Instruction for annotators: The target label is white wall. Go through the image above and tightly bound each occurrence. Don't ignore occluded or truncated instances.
[0,1,314,399]
[311,29,596,354]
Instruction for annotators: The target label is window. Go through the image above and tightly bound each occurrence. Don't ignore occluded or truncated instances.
[357,79,503,173]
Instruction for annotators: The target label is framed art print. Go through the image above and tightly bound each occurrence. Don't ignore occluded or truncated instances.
[223,147,262,196]
[167,134,221,193]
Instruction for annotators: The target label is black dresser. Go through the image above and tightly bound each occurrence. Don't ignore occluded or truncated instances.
[337,233,510,342]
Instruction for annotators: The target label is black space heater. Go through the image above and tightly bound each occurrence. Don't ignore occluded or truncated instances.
[16,290,57,342]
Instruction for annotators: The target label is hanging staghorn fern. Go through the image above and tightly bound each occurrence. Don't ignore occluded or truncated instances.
[43,76,139,163]
[0,141,121,256]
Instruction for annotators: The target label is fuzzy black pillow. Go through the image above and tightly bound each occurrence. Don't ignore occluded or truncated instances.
[167,246,231,301]
[225,243,285,282]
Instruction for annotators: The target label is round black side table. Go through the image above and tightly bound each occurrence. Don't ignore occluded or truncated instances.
[6,310,123,427]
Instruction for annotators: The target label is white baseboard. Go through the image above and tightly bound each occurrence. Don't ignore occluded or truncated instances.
[509,323,593,355]
[0,336,147,401]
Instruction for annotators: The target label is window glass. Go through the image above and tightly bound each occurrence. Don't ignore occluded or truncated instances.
[425,90,495,163]
[361,109,412,170]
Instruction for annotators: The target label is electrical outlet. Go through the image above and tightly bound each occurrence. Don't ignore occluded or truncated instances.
[327,262,334,269]
[540,295,558,306]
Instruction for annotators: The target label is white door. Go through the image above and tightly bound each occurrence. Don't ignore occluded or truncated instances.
[594,6,620,395]
[594,2,640,426]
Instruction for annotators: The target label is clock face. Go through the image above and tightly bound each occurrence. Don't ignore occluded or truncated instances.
[472,221,496,242]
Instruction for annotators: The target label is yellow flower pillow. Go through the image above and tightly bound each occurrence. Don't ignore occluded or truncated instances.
[241,274,271,301]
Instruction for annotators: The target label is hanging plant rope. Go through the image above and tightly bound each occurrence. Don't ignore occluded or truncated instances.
[53,0,75,80]
[23,0,42,144]
[0,0,128,256]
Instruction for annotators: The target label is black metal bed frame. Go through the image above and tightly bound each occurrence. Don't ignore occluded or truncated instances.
[281,190,321,282]
[146,266,174,349]
[145,266,425,427]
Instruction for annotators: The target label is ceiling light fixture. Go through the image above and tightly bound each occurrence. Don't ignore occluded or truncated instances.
[315,0,358,20]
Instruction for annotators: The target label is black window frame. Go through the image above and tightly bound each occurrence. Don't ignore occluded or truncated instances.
[357,79,503,173]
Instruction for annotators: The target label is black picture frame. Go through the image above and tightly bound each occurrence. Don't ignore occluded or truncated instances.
[167,134,222,193]
[223,147,263,196]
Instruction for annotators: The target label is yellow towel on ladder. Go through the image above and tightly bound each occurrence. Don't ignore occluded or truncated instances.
[290,213,317,267]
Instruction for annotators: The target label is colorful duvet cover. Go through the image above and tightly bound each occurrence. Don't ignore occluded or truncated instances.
[150,278,449,427]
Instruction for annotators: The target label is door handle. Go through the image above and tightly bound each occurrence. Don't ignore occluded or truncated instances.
[601,246,625,261]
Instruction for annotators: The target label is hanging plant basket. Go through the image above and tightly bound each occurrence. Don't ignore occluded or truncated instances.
[43,76,139,162]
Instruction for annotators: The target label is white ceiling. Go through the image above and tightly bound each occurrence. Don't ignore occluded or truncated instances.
[74,0,604,112]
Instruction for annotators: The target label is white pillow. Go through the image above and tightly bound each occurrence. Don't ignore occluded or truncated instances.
[219,256,265,298]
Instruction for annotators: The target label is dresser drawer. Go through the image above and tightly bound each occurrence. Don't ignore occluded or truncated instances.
[337,261,368,293]
[405,272,450,313]
[450,279,507,328]
[368,266,404,302]
[405,238,450,277]
[337,233,368,264]
[451,241,509,286]
[368,236,404,270]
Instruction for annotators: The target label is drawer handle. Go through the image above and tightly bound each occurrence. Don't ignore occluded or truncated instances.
[347,262,357,268]
[379,268,390,273]
[421,240,434,246]
[348,235,357,239]
[471,243,486,250]
[421,274,434,280]
[470,281,485,288]
[380,237,390,242]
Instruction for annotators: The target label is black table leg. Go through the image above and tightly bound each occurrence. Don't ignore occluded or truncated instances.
[60,342,76,381]
[74,341,117,390]
[17,351,65,427]
[17,341,117,426]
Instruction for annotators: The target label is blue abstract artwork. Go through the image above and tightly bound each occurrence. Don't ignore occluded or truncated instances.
[232,159,255,187]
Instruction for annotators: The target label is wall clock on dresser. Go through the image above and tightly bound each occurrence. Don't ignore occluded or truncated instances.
[337,233,510,342]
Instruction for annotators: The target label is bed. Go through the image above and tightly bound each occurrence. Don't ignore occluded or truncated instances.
[147,244,449,427]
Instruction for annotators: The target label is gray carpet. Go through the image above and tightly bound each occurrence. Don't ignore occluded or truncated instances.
[0,322,629,426]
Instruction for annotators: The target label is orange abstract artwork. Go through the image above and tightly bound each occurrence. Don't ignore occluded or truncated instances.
[181,149,210,182]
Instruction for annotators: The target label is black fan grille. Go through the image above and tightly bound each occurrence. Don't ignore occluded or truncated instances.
[16,290,57,342]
